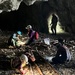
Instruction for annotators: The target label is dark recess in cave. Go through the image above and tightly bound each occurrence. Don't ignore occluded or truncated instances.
[0,1,74,34]
[0,2,52,33]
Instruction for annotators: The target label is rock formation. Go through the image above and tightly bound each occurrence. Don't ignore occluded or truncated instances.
[0,0,75,34]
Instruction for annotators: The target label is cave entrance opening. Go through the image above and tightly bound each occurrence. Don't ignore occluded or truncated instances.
[47,14,65,34]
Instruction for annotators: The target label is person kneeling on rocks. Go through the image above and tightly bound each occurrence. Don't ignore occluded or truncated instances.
[25,25,39,45]
[8,31,25,48]
[45,39,71,64]
[19,54,29,75]
[14,53,35,75]
[13,54,29,75]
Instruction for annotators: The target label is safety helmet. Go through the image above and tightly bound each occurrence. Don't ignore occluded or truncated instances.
[20,54,28,64]
[26,25,32,29]
[17,31,22,35]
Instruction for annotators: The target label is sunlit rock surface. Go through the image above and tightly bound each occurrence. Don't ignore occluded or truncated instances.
[0,0,47,12]
[0,0,23,12]
[0,0,39,12]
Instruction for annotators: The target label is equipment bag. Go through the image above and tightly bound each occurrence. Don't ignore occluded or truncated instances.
[35,32,39,40]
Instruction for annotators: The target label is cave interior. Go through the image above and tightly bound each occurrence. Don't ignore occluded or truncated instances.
[0,1,74,34]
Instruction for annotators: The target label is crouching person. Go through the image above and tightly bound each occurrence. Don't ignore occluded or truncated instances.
[45,42,71,64]
[8,31,25,48]
[51,43,67,64]
[25,25,39,45]
[13,54,29,75]
[19,54,29,75]
[12,52,35,75]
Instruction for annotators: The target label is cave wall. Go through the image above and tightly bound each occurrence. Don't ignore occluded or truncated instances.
[48,0,75,33]
[0,2,50,33]
[0,0,75,33]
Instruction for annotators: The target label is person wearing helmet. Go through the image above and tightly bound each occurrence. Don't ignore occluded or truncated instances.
[17,31,22,36]
[25,25,39,45]
[20,54,29,65]
[26,25,32,30]
[8,31,25,48]
[15,54,29,75]
[19,54,29,75]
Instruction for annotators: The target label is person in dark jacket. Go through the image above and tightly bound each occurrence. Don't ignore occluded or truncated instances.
[51,43,67,64]
[45,38,71,64]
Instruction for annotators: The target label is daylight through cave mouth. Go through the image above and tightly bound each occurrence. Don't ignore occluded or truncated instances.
[47,14,65,34]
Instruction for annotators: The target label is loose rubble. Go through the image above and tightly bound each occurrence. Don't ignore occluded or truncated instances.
[0,31,75,75]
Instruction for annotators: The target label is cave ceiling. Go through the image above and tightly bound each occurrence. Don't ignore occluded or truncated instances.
[0,0,47,13]
[0,0,75,33]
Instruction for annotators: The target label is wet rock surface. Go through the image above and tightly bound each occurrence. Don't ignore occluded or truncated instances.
[0,31,75,75]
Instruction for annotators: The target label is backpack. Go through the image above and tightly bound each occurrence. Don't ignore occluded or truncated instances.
[63,45,71,61]
[35,32,39,40]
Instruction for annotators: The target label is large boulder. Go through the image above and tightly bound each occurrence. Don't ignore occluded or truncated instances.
[0,0,23,12]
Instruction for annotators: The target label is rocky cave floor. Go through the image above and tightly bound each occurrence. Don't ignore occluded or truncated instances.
[0,30,75,75]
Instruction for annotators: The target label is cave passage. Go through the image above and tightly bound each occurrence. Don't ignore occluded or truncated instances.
[47,14,65,34]
[0,1,74,34]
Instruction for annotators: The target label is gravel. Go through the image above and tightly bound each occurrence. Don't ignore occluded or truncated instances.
[0,31,75,75]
